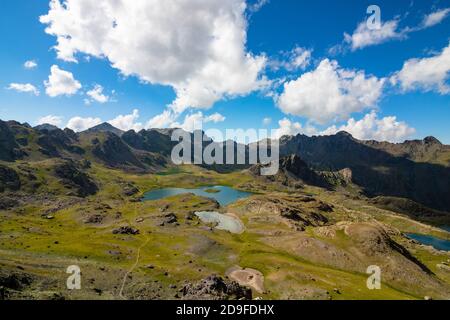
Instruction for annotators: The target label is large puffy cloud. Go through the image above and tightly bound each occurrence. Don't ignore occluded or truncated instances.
[391,42,450,94]
[271,111,415,143]
[321,111,415,142]
[40,0,267,112]
[37,115,63,126]
[344,19,405,51]
[146,110,177,129]
[277,59,385,124]
[7,83,40,96]
[273,118,304,139]
[44,65,82,97]
[66,116,102,132]
[272,118,318,139]
[108,109,143,131]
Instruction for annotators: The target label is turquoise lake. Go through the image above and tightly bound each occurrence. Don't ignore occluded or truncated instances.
[406,233,450,252]
[142,186,252,206]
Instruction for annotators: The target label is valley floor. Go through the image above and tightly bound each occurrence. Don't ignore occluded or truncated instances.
[1,164,450,300]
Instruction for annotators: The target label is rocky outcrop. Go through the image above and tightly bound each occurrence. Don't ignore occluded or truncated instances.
[245,194,330,231]
[0,120,25,161]
[112,226,140,235]
[0,165,21,192]
[122,129,174,156]
[0,196,19,210]
[181,275,252,300]
[54,161,98,197]
[250,155,332,190]
[91,132,146,171]
[37,128,84,157]
[0,273,32,291]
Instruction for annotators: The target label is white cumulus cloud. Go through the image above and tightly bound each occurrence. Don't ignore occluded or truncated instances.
[344,19,406,51]
[321,111,416,142]
[277,59,385,124]
[108,109,143,132]
[205,113,226,123]
[146,110,177,129]
[272,118,319,139]
[40,0,267,112]
[37,115,63,126]
[7,83,40,96]
[86,84,109,104]
[24,60,38,69]
[66,116,102,132]
[44,65,82,97]
[391,42,450,94]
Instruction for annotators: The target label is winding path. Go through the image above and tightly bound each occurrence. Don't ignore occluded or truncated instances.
[118,237,150,300]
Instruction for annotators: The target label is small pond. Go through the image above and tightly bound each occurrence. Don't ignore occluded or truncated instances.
[142,186,252,206]
[195,211,244,234]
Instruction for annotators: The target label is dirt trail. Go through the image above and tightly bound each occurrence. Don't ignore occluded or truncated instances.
[118,237,150,300]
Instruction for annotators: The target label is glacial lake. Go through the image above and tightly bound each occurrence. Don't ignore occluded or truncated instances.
[195,211,244,234]
[142,186,252,207]
[406,233,450,252]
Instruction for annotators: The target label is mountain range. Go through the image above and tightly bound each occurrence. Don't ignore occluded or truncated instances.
[1,119,450,215]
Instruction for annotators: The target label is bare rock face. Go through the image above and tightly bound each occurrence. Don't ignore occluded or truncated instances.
[54,161,98,197]
[0,270,34,299]
[181,275,252,300]
[0,165,21,192]
[122,183,139,197]
[91,132,145,171]
[0,120,26,161]
[245,194,330,231]
[0,196,19,210]
[160,213,178,226]
[250,155,332,190]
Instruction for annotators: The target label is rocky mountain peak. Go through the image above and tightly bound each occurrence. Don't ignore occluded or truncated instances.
[85,122,124,136]
[423,136,442,145]
[34,124,60,132]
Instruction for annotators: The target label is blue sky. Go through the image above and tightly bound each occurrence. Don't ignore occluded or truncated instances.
[0,0,449,143]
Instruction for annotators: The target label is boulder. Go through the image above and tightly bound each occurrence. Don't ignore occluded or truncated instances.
[181,275,252,300]
[112,226,140,235]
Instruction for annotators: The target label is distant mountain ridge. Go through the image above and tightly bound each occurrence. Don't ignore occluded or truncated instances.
[1,119,449,212]
[278,132,450,212]
[86,122,125,136]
